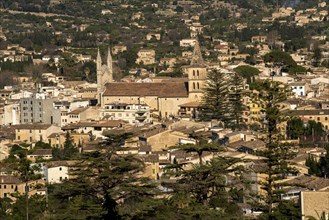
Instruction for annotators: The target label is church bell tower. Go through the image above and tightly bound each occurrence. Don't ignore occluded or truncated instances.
[185,39,207,101]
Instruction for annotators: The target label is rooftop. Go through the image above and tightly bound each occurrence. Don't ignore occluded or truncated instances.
[103,82,188,98]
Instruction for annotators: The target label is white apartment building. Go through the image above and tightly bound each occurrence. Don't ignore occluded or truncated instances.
[100,103,152,125]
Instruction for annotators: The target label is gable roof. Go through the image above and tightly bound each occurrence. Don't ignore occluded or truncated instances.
[103,82,188,98]
[29,149,52,156]
[13,124,53,130]
[292,109,329,116]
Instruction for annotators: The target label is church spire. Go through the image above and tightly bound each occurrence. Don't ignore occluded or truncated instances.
[191,39,204,66]
[97,47,101,69]
[107,47,113,74]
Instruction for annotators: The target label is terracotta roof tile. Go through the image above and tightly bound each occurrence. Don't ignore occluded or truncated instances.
[103,82,188,98]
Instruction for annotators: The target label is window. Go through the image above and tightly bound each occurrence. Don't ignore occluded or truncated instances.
[60,177,62,181]
[4,185,6,189]
[317,117,320,121]
[30,129,32,133]
[59,167,62,171]
[193,82,195,90]
[325,117,328,121]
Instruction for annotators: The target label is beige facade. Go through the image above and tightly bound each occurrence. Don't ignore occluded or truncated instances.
[103,94,189,117]
[14,124,62,143]
[251,35,267,43]
[48,132,90,148]
[102,40,206,118]
[301,191,329,220]
[293,109,329,130]
[136,49,156,65]
[0,102,20,126]
[146,33,161,41]
[67,107,99,124]
[101,103,152,125]
[183,65,207,101]
[112,45,127,54]
[0,176,45,200]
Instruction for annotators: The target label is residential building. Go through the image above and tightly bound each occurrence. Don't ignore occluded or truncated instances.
[136,49,156,65]
[292,109,329,129]
[46,161,70,184]
[27,149,53,162]
[112,45,127,55]
[146,33,161,41]
[100,103,152,125]
[0,101,20,126]
[289,82,310,97]
[14,124,62,143]
[67,107,99,124]
[0,175,44,200]
[180,38,197,47]
[20,93,60,125]
[251,35,267,43]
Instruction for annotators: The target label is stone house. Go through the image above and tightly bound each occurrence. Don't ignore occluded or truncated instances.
[14,124,61,143]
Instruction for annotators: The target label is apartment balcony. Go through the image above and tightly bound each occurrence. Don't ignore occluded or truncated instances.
[136,109,147,114]
[136,116,147,121]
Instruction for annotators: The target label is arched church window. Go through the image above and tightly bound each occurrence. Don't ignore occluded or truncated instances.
[197,82,200,90]
[193,83,195,90]
[193,70,195,77]
[197,70,199,78]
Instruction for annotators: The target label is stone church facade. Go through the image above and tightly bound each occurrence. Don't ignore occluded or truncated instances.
[97,47,113,104]
[98,41,208,117]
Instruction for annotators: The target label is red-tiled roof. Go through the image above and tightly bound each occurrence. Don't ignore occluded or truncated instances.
[103,82,188,98]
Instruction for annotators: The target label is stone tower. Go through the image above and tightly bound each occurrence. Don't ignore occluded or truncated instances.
[97,47,113,105]
[186,39,207,101]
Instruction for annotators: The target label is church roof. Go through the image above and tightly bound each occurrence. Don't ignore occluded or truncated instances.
[103,82,189,98]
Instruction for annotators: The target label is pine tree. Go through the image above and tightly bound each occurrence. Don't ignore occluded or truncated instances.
[161,156,245,219]
[48,133,160,219]
[228,71,245,129]
[251,80,297,219]
[305,155,321,176]
[63,131,78,160]
[286,117,305,140]
[318,146,329,178]
[201,69,231,127]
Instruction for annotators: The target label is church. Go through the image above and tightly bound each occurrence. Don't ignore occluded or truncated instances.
[97,41,208,118]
